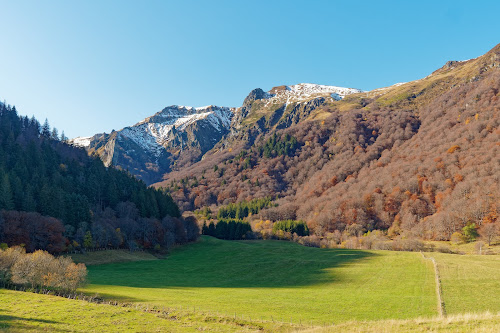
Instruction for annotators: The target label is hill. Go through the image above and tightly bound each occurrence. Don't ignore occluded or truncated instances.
[70,105,235,184]
[73,84,364,185]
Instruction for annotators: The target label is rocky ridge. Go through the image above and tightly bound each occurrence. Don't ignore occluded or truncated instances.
[71,83,363,184]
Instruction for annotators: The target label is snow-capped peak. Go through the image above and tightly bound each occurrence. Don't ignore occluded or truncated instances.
[287,83,364,98]
[120,105,235,156]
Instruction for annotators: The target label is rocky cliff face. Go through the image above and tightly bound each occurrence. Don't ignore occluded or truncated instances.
[71,105,235,184]
[70,84,363,184]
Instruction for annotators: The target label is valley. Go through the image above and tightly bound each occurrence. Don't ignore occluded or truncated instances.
[0,14,498,331]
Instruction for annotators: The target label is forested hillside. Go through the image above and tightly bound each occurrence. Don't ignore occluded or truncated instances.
[0,104,197,253]
[159,44,500,242]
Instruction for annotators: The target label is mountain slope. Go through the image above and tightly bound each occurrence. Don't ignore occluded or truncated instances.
[157,44,500,241]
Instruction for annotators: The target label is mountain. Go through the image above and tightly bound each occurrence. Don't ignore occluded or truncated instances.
[156,44,499,242]
[71,105,235,184]
[72,84,363,184]
[72,44,499,243]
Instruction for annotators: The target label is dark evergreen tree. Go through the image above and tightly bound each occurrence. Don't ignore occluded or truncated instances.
[41,118,51,138]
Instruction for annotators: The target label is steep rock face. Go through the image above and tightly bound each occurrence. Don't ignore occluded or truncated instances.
[227,83,363,146]
[70,105,235,184]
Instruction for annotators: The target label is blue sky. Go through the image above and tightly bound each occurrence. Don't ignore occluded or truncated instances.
[1,0,499,138]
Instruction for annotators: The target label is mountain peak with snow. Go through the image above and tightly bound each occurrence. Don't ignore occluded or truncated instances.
[70,82,364,184]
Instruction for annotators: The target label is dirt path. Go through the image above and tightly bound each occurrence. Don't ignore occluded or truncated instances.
[421,252,446,318]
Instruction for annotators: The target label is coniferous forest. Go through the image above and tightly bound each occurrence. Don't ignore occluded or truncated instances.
[0,103,197,253]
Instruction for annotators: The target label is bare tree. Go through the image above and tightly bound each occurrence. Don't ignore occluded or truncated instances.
[479,223,499,246]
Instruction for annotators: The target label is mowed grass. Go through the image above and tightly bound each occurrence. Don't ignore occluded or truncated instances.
[433,253,500,315]
[82,236,437,324]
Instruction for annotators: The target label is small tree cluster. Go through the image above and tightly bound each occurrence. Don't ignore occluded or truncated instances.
[0,246,86,291]
[216,197,274,220]
[272,220,309,236]
[259,133,300,158]
[202,219,252,240]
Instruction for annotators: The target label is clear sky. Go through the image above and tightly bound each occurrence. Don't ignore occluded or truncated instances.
[1,0,499,138]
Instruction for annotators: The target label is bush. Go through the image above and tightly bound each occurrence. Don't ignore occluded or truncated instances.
[0,246,86,291]
[297,235,321,248]
[462,223,478,243]
[450,232,463,245]
[435,245,455,254]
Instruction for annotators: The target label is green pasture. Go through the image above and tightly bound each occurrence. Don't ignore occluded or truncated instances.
[81,236,437,324]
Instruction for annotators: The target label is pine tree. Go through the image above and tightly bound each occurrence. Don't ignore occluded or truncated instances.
[41,119,51,137]
[60,131,68,141]
[51,127,59,140]
[0,174,14,210]
[83,231,93,249]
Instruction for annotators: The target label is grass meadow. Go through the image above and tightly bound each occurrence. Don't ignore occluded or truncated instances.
[81,236,437,324]
[433,253,500,315]
[3,236,500,332]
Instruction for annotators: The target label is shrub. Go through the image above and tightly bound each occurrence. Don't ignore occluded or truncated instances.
[391,238,425,252]
[0,246,86,291]
[462,223,478,243]
[450,232,463,245]
[297,235,321,247]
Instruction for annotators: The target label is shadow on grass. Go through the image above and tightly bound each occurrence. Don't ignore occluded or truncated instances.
[86,236,378,289]
[0,309,61,331]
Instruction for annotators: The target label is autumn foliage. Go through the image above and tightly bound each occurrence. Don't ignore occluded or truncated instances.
[161,46,500,242]
[0,246,86,291]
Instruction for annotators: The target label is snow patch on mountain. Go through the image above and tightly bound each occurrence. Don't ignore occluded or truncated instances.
[71,136,92,148]
[264,83,363,106]
[120,105,234,156]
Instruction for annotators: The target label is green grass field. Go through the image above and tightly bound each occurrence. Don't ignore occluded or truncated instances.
[3,288,500,333]
[3,237,500,332]
[70,248,158,265]
[433,253,500,315]
[0,288,294,332]
[1,288,182,332]
[81,236,437,324]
